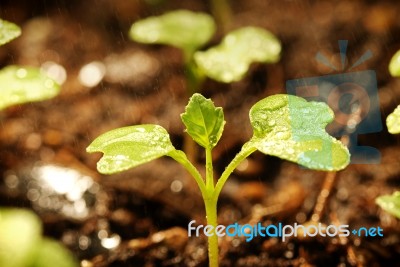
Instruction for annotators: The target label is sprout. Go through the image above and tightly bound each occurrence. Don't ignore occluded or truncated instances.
[87,93,350,267]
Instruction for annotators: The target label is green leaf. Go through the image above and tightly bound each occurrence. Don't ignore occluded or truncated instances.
[129,10,215,54]
[0,19,21,45]
[0,65,60,111]
[376,191,400,219]
[386,105,400,134]
[248,94,350,171]
[87,124,176,174]
[181,93,225,149]
[0,209,42,267]
[389,50,400,77]
[31,239,78,267]
[194,26,281,83]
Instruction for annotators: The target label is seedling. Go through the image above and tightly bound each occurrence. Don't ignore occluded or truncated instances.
[0,19,60,110]
[0,20,69,266]
[375,105,400,219]
[0,208,78,267]
[129,10,281,89]
[374,54,400,219]
[87,93,350,266]
[129,10,215,93]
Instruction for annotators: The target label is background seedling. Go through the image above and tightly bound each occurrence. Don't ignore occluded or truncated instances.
[375,104,400,219]
[0,18,71,267]
[0,208,78,267]
[129,10,215,94]
[374,53,400,219]
[87,93,350,267]
[0,19,60,111]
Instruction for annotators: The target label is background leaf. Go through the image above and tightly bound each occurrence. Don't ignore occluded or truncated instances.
[31,238,78,267]
[0,209,42,267]
[129,10,215,54]
[181,93,225,149]
[0,65,60,110]
[386,105,400,134]
[87,125,176,174]
[389,50,400,77]
[0,18,21,45]
[249,94,350,171]
[194,26,281,83]
[376,191,400,219]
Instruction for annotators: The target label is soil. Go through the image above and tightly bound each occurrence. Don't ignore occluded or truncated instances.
[1,0,400,266]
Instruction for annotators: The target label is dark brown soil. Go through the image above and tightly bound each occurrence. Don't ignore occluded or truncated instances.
[1,0,400,266]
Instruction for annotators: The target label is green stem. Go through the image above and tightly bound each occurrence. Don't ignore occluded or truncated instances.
[169,150,207,198]
[182,50,204,163]
[210,0,232,33]
[212,142,256,202]
[204,197,219,267]
[206,147,214,190]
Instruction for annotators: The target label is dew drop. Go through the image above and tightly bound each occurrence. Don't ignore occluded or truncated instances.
[275,131,290,140]
[287,147,295,154]
[268,120,276,126]
[16,68,28,79]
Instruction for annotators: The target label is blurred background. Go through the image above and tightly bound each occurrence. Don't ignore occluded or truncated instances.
[0,0,400,266]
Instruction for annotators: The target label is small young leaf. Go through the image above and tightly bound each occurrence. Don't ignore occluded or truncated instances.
[389,50,400,77]
[181,93,225,149]
[386,105,400,134]
[87,125,176,174]
[249,94,350,171]
[129,10,215,54]
[194,27,281,83]
[0,18,21,45]
[376,191,400,219]
[0,65,60,110]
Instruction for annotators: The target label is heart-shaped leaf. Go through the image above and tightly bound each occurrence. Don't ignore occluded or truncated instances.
[129,10,215,54]
[194,26,281,83]
[248,94,350,171]
[0,19,21,45]
[87,125,176,174]
[386,105,400,134]
[389,50,400,77]
[0,65,60,111]
[181,93,225,149]
[376,191,400,219]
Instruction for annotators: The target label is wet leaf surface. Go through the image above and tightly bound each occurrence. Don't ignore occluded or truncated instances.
[181,93,225,149]
[0,18,21,45]
[249,94,350,171]
[376,191,400,219]
[386,105,400,134]
[0,66,60,110]
[87,125,176,174]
